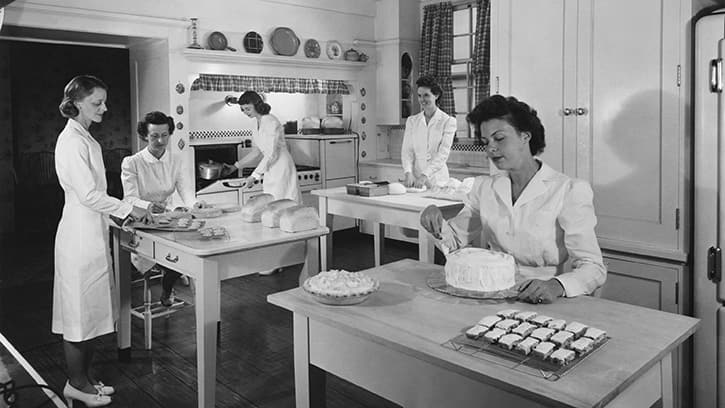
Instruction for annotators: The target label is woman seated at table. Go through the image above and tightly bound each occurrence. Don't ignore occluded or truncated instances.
[121,111,200,306]
[420,95,606,304]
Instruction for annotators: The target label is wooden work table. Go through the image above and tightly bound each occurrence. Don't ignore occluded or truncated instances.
[111,214,328,408]
[268,259,700,408]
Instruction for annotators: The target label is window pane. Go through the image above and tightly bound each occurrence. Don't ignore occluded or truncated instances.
[451,63,467,76]
[453,36,470,60]
[452,75,468,89]
[453,8,469,35]
[453,88,468,113]
[456,114,471,137]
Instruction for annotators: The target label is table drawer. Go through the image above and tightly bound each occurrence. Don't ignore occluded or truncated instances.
[119,230,153,258]
[154,242,201,272]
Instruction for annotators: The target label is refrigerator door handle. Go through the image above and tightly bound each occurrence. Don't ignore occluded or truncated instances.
[710,58,723,93]
[708,246,722,283]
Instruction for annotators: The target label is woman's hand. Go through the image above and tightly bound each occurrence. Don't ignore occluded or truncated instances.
[414,175,429,189]
[222,163,238,177]
[193,200,208,209]
[129,206,151,224]
[404,172,415,188]
[245,175,257,189]
[420,204,444,239]
[148,201,166,214]
[516,279,565,304]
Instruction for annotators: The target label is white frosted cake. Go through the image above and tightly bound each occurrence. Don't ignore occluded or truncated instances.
[444,248,516,292]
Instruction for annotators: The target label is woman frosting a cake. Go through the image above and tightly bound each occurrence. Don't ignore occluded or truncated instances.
[420,95,606,304]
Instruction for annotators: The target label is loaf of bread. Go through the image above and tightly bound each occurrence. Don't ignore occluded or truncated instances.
[279,205,320,233]
[241,193,275,222]
[261,199,298,228]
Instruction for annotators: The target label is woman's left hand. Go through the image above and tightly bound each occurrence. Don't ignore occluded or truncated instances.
[414,175,428,189]
[516,279,565,304]
[245,175,257,189]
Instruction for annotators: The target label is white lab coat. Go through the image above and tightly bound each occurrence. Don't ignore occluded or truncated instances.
[401,108,457,187]
[52,119,132,342]
[439,161,607,297]
[121,147,195,273]
[252,115,301,202]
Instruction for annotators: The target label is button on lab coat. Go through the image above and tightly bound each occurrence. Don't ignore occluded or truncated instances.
[401,108,457,187]
[52,119,132,342]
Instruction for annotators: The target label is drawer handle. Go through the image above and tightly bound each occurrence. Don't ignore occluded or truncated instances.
[165,254,179,263]
[329,140,352,144]
[368,175,378,180]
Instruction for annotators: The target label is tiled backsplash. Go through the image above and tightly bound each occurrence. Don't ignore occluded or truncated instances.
[386,126,488,167]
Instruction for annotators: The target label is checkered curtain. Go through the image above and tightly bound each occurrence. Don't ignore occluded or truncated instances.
[473,0,491,104]
[190,74,350,94]
[419,2,455,116]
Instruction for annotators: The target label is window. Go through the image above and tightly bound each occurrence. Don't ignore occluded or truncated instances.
[452,2,480,141]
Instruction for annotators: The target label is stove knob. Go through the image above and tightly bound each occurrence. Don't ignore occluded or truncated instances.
[314,174,320,181]
[245,140,252,148]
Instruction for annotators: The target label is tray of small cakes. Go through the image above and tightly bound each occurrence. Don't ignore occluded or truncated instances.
[442,309,609,381]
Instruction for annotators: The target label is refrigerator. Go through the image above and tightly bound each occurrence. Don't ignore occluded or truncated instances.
[695,8,725,408]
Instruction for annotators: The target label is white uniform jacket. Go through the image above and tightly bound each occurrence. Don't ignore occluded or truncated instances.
[401,108,457,187]
[439,161,607,297]
[52,118,132,342]
[251,114,301,202]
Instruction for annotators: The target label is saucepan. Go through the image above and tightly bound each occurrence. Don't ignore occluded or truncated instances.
[198,160,225,180]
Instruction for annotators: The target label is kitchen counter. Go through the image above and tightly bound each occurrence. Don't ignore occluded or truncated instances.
[360,158,489,176]
[286,133,358,140]
[269,259,700,408]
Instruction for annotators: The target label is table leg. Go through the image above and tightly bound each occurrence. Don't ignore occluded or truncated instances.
[318,197,332,272]
[293,314,326,408]
[299,237,321,286]
[373,222,385,266]
[112,229,132,361]
[195,260,220,408]
[661,351,674,408]
[418,228,435,263]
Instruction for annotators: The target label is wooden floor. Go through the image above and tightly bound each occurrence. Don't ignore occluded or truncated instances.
[0,229,428,408]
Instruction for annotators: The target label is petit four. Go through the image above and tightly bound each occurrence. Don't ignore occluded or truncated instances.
[514,310,538,322]
[496,309,519,319]
[583,327,607,344]
[483,328,507,343]
[477,315,503,328]
[465,325,489,340]
[531,315,553,326]
[564,321,588,338]
[532,341,556,359]
[530,327,556,342]
[547,319,567,330]
[550,348,576,366]
[570,337,595,356]
[495,319,520,332]
[498,333,523,350]
[515,337,540,355]
[550,330,574,347]
[512,322,537,337]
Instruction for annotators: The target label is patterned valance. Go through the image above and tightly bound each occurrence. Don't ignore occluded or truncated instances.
[190,74,350,94]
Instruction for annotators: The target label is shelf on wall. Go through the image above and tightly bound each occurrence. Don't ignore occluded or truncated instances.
[183,49,368,71]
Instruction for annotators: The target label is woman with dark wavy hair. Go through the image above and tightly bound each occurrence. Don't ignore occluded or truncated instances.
[420,95,606,304]
[121,111,199,306]
[54,75,147,407]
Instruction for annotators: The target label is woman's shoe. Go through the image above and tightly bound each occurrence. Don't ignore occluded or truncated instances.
[63,381,112,407]
[92,381,115,396]
[160,288,175,307]
[258,267,283,276]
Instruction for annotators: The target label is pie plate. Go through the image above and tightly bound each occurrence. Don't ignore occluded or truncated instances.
[302,274,380,305]
[271,27,300,56]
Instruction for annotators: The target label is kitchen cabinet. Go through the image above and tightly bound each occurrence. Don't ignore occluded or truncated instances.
[491,0,687,261]
[598,251,689,408]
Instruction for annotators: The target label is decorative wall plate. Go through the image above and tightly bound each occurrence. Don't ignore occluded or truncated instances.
[243,31,264,54]
[326,41,342,59]
[271,27,300,56]
[304,39,321,58]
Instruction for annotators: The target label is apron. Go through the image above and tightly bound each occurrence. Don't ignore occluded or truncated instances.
[254,115,301,202]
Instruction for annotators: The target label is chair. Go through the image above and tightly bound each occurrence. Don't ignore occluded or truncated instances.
[130,264,192,350]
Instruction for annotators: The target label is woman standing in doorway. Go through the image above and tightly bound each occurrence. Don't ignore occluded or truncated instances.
[53,75,147,407]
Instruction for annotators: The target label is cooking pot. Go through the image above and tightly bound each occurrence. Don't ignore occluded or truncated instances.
[198,160,224,180]
[208,31,237,52]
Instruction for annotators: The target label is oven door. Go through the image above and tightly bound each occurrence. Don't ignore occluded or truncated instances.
[324,139,356,180]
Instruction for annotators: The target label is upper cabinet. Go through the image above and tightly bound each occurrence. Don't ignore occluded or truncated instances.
[492,0,688,261]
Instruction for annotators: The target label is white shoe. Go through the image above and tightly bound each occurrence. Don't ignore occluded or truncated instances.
[258,267,283,276]
[93,381,115,395]
[63,381,112,407]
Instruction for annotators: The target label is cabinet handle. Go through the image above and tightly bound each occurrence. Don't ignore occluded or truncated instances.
[368,175,378,180]
[711,59,723,93]
[575,107,588,116]
[562,108,574,116]
[165,254,179,263]
[329,140,352,144]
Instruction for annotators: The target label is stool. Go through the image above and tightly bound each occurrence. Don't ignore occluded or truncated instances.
[130,266,191,350]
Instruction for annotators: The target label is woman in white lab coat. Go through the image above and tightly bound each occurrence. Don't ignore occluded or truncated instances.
[420,95,606,304]
[228,91,301,203]
[121,111,198,306]
[401,75,457,189]
[53,75,147,407]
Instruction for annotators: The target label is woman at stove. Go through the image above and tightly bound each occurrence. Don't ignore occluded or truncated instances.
[401,75,457,189]
[121,111,198,306]
[226,91,301,203]
[420,95,606,304]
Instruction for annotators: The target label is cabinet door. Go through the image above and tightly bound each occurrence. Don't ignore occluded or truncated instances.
[493,0,574,173]
[324,139,356,180]
[577,0,683,257]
